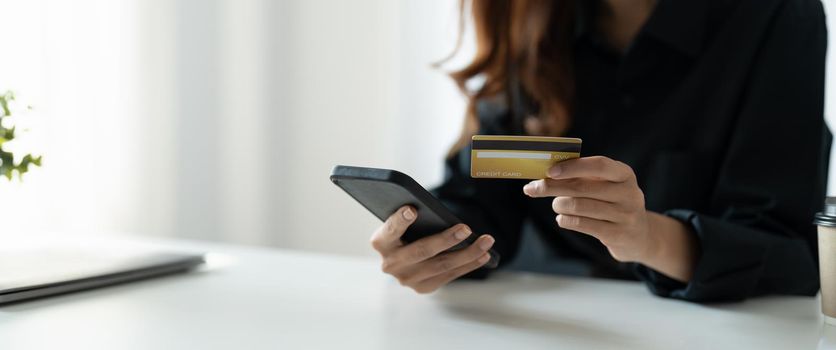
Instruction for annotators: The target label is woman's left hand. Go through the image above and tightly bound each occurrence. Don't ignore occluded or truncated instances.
[522,156,654,263]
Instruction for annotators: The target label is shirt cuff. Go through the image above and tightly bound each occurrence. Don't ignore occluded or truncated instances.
[632,209,768,302]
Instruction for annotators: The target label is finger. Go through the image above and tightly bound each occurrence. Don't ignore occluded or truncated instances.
[401,234,495,284]
[370,206,416,254]
[524,116,545,136]
[389,224,475,266]
[411,252,492,294]
[556,214,619,244]
[547,156,635,183]
[551,196,630,223]
[523,178,628,202]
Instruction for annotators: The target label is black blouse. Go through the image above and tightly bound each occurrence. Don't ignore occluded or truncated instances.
[431,0,831,302]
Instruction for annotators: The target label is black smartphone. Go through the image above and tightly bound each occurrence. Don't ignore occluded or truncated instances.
[330,165,499,268]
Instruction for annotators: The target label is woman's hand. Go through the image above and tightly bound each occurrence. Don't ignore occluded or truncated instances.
[370,206,495,294]
[522,156,697,282]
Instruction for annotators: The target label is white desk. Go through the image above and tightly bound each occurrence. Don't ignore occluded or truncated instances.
[0,234,830,350]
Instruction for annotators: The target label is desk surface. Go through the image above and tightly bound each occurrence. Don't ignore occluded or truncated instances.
[0,234,831,350]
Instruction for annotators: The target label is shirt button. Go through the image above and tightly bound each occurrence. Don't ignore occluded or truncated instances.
[621,94,634,108]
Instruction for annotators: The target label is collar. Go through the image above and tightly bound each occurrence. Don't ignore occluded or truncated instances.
[640,0,707,57]
[574,0,707,58]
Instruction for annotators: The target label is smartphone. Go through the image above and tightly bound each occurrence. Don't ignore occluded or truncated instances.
[330,165,499,268]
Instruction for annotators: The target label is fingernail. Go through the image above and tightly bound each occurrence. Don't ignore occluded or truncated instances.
[523,181,536,194]
[478,253,490,264]
[479,236,495,251]
[548,164,562,178]
[402,207,415,221]
[454,226,471,240]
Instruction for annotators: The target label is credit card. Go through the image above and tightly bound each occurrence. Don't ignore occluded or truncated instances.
[470,135,582,179]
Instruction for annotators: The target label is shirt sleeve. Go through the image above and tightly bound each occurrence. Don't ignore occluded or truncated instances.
[430,100,529,278]
[634,0,830,301]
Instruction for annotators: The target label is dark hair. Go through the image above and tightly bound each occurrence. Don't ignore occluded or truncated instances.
[444,0,578,152]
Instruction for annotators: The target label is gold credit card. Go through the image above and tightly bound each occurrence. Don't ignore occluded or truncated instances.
[470,135,582,179]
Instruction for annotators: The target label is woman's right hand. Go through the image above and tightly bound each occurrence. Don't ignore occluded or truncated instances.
[370,206,495,294]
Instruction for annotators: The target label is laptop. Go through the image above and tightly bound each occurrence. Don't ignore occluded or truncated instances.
[0,246,205,305]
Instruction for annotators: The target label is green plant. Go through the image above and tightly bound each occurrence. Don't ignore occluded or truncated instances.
[0,90,41,180]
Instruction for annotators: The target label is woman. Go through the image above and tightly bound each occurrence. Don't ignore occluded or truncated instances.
[370,0,830,302]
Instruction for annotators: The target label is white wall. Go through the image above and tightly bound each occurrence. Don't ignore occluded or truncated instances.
[0,0,146,234]
[141,0,470,255]
[0,0,467,257]
[823,0,836,194]
[256,0,468,255]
